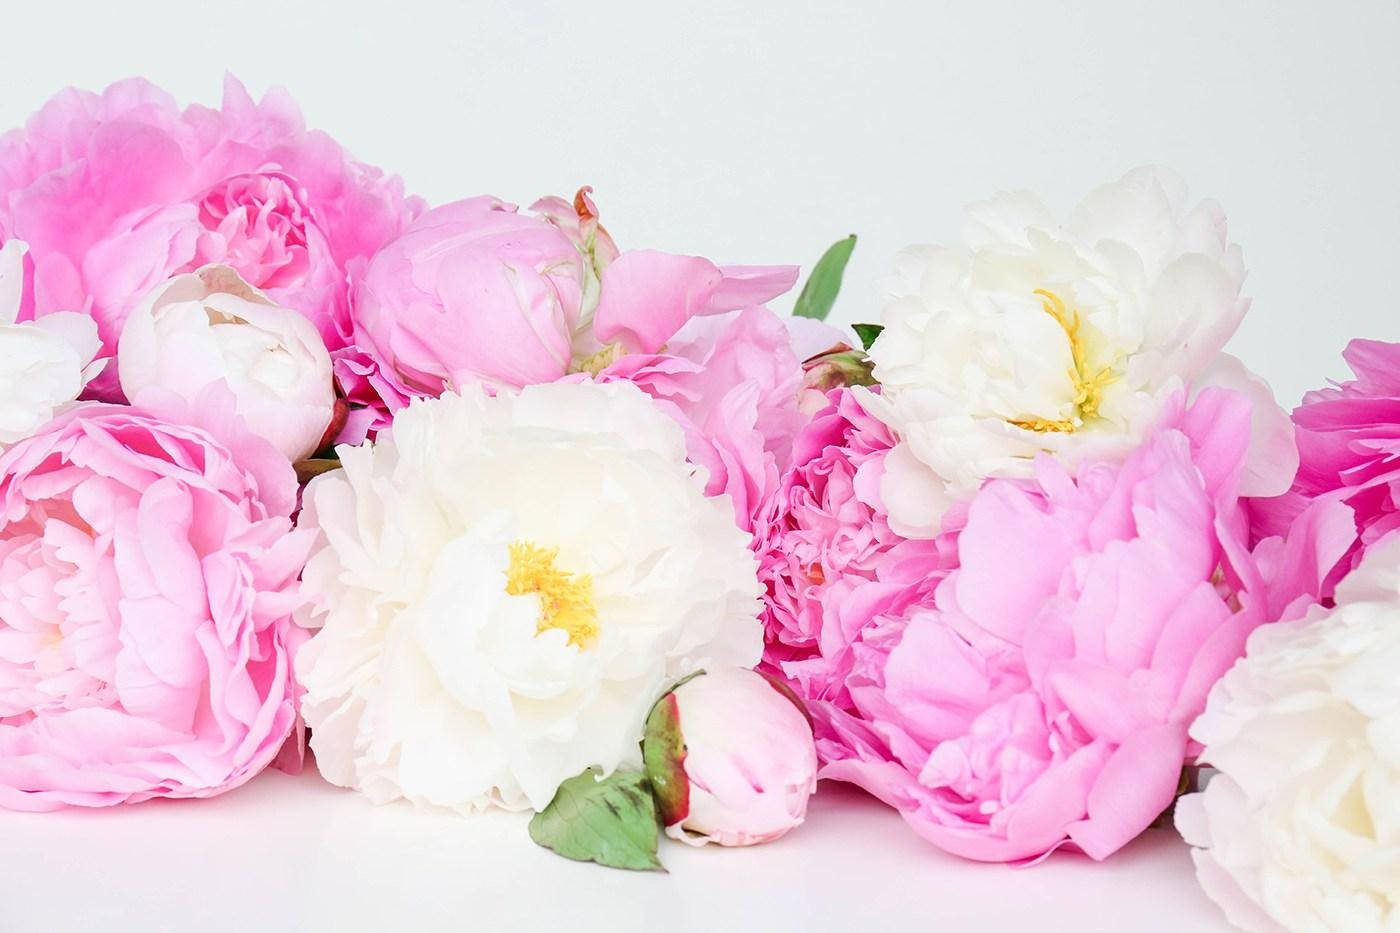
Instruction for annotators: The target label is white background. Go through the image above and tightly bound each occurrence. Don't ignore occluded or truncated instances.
[6,0,1399,406]
[2,1,1397,930]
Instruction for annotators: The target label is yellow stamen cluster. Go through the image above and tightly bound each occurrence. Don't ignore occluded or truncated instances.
[570,341,625,377]
[1007,289,1116,434]
[505,540,599,648]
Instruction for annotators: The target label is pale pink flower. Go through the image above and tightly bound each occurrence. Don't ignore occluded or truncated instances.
[341,195,604,427]
[808,390,1350,861]
[340,188,798,442]
[0,393,310,809]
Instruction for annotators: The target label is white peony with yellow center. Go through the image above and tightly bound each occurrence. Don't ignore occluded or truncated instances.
[861,167,1297,536]
[294,380,762,813]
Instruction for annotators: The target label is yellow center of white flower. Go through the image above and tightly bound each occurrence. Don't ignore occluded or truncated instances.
[1007,289,1116,434]
[505,540,599,648]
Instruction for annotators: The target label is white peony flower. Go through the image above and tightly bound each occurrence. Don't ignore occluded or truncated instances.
[117,265,335,462]
[0,240,104,447]
[861,167,1296,536]
[294,380,763,813]
[1176,534,1400,933]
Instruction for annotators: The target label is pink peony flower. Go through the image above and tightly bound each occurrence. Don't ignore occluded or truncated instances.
[0,76,422,399]
[0,395,310,810]
[1252,338,1400,599]
[803,390,1350,862]
[600,308,808,532]
[339,187,797,440]
[756,387,959,708]
[340,194,613,426]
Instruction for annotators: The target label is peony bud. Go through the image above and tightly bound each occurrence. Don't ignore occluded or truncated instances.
[117,265,335,462]
[643,668,817,847]
[348,196,596,397]
[798,343,876,414]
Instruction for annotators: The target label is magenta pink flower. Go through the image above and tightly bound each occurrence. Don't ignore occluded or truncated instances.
[0,76,421,399]
[0,395,310,809]
[756,387,959,707]
[600,308,808,532]
[1252,338,1400,599]
[805,390,1350,862]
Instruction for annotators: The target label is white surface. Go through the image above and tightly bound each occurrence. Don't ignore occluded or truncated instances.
[0,766,1230,933]
[3,2,1397,930]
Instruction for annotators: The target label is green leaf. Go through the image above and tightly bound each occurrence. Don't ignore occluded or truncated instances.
[528,768,664,872]
[793,235,857,321]
[642,692,689,826]
[852,322,884,351]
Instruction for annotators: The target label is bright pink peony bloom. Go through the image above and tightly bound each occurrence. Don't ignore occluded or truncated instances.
[1253,338,1400,598]
[806,390,1350,862]
[0,76,421,399]
[600,308,808,532]
[0,397,310,810]
[756,387,959,707]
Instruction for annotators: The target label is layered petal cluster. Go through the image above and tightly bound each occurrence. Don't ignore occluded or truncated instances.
[294,381,763,813]
[600,308,809,531]
[755,387,959,709]
[863,167,1296,536]
[810,390,1348,861]
[0,75,421,398]
[1178,534,1400,933]
[0,240,103,446]
[1253,338,1400,598]
[0,400,309,810]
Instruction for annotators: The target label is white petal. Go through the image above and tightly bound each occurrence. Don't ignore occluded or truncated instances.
[0,239,28,326]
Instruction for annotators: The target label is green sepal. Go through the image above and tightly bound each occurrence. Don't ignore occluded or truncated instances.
[293,458,343,485]
[642,692,689,827]
[852,322,884,351]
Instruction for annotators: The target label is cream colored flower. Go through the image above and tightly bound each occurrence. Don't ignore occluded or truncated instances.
[0,240,103,447]
[862,167,1294,536]
[117,265,335,461]
[294,380,762,813]
[1177,535,1400,933]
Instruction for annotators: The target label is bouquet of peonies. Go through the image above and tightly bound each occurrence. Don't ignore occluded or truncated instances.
[0,78,1393,929]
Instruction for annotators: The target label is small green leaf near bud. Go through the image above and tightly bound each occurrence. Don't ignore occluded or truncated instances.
[852,323,884,351]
